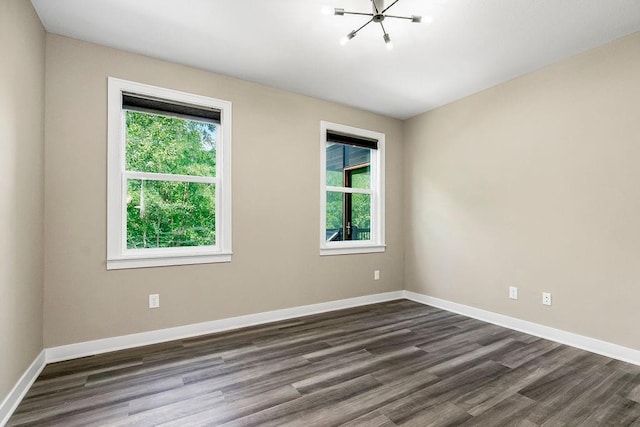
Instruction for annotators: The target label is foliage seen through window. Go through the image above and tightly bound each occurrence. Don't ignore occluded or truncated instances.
[125,111,218,249]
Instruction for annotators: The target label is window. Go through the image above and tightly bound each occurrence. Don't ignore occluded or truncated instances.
[320,121,385,255]
[107,78,232,269]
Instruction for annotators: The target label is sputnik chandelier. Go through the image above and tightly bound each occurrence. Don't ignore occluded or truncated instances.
[330,0,421,49]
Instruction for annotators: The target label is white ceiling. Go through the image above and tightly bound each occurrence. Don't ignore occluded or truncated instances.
[31,0,640,119]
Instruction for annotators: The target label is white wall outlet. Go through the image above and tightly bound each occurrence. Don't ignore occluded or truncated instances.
[149,293,160,309]
[374,270,380,280]
[509,286,518,300]
[542,292,552,306]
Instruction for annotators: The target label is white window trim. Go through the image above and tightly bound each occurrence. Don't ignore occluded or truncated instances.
[320,121,386,256]
[107,77,232,270]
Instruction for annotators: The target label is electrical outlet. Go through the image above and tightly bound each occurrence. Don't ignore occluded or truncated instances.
[542,292,552,306]
[374,270,380,280]
[509,286,518,300]
[149,294,160,309]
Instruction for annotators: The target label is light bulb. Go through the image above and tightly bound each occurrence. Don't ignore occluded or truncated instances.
[383,33,393,50]
[340,30,356,46]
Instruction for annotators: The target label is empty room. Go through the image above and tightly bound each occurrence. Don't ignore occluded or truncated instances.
[2,0,640,425]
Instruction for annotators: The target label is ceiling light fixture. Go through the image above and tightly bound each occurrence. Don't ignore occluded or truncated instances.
[332,0,421,48]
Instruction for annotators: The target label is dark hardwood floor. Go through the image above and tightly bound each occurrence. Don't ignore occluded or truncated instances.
[8,300,640,426]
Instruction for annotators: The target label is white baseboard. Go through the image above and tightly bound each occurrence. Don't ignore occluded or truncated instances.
[44,289,640,366]
[0,350,46,427]
[46,291,405,363]
[403,290,640,366]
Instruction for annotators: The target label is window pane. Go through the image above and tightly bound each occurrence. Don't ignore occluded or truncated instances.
[326,191,344,241]
[125,111,217,177]
[351,193,371,241]
[326,143,371,189]
[126,179,216,249]
[325,191,371,242]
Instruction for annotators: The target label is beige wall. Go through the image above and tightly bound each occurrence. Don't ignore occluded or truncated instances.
[43,35,404,347]
[404,32,640,350]
[0,0,45,400]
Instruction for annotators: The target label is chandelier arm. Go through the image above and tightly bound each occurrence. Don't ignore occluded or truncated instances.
[353,18,374,34]
[379,20,388,36]
[371,0,380,14]
[341,11,375,17]
[381,0,401,13]
[384,14,414,20]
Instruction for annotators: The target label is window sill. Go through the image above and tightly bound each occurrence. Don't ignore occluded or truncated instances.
[320,245,386,256]
[107,253,232,270]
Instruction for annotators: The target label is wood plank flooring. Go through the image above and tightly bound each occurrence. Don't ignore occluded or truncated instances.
[8,300,640,426]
